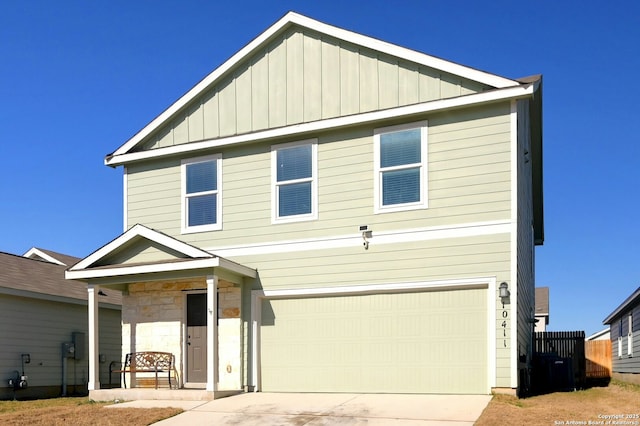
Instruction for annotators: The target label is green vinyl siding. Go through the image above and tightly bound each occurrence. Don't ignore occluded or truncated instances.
[126,103,511,248]
[137,27,492,152]
[238,234,509,290]
[260,288,487,393]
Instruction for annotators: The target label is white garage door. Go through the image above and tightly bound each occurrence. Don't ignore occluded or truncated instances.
[260,287,488,394]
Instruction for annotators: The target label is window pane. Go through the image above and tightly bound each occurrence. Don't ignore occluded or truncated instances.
[187,161,217,194]
[380,129,421,168]
[382,168,420,205]
[188,194,217,226]
[279,182,311,216]
[277,145,312,182]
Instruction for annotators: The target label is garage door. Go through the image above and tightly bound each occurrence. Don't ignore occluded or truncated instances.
[260,287,488,394]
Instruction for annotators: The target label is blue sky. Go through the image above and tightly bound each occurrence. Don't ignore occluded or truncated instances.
[1,1,638,336]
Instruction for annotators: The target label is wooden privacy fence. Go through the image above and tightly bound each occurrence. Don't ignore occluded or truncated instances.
[534,331,586,390]
[585,339,612,379]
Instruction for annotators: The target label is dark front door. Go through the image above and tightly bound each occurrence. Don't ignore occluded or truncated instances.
[187,293,207,384]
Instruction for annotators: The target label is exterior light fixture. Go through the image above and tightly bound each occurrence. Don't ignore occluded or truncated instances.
[499,282,510,299]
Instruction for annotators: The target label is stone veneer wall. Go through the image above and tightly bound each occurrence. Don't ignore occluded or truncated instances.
[121,277,242,390]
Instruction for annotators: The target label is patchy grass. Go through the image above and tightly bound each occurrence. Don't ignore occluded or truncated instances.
[0,397,182,425]
[476,380,640,426]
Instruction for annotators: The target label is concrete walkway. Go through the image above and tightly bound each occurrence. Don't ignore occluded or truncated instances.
[107,392,492,425]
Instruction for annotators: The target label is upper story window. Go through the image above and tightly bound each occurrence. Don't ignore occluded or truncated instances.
[271,140,318,223]
[182,154,222,233]
[374,121,428,213]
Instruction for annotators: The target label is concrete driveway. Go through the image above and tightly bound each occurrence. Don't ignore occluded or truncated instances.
[109,392,492,425]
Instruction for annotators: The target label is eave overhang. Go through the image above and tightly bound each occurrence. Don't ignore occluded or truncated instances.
[603,286,640,324]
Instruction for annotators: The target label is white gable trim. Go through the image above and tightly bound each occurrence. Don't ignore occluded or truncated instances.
[108,11,518,161]
[107,82,536,166]
[69,224,213,271]
[23,247,67,266]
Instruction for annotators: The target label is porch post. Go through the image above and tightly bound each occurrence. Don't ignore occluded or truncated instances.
[87,284,100,391]
[206,274,218,392]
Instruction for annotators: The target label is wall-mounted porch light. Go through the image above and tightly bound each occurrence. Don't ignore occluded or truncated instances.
[499,282,510,302]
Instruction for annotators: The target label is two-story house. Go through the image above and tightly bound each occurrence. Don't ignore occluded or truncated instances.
[67,12,543,398]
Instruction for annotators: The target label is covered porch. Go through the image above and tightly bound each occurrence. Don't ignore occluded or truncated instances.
[65,224,256,400]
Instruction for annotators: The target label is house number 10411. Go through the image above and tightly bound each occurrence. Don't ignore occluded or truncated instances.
[501,304,508,348]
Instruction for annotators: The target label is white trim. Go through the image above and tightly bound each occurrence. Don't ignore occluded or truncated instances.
[123,167,128,232]
[373,121,428,213]
[105,84,536,167]
[271,139,318,223]
[66,254,256,281]
[628,313,634,357]
[509,100,518,388]
[181,154,223,233]
[69,224,213,272]
[66,258,221,280]
[250,277,497,393]
[205,220,511,258]
[22,247,67,266]
[87,285,100,391]
[108,12,518,161]
[206,275,218,391]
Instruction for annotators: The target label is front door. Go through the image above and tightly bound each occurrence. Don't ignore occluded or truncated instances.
[187,293,207,384]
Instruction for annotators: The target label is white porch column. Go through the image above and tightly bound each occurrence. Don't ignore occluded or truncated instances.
[206,274,218,392]
[87,284,100,391]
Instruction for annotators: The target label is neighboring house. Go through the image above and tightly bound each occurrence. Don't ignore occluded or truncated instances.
[0,248,122,400]
[66,12,543,397]
[603,286,640,385]
[535,287,549,332]
[586,328,610,341]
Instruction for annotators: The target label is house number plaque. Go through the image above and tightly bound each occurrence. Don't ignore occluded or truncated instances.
[501,303,508,348]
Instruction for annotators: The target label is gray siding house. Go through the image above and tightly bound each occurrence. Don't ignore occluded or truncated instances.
[0,248,121,399]
[66,12,543,397]
[603,286,640,385]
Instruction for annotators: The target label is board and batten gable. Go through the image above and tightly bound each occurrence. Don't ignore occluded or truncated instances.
[133,26,491,152]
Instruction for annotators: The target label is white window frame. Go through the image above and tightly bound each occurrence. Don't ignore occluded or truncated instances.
[181,154,222,233]
[618,319,623,358]
[373,121,428,214]
[271,139,318,224]
[628,313,634,357]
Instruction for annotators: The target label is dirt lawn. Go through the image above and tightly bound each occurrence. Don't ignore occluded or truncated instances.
[476,381,640,426]
[0,398,181,426]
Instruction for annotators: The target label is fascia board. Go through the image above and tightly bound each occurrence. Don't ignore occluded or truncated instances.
[217,257,257,279]
[107,83,535,166]
[0,286,120,310]
[23,247,67,266]
[70,224,213,271]
[603,287,640,324]
[108,12,518,161]
[65,258,221,280]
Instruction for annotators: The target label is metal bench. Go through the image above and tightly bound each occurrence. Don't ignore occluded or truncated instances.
[109,351,178,389]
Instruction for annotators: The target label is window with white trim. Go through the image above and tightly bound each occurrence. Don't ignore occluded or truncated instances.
[618,319,623,358]
[628,313,633,356]
[182,154,222,233]
[374,122,428,213]
[271,140,317,223]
